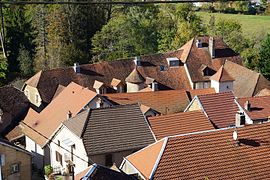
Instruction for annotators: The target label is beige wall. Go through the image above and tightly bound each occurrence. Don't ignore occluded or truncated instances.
[0,143,32,180]
[89,149,136,167]
[126,82,144,93]
[186,99,201,112]
[24,85,42,107]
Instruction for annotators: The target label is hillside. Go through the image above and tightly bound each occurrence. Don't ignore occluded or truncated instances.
[197,12,270,36]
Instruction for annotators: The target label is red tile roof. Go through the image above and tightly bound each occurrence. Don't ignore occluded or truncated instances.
[210,65,234,82]
[104,90,190,115]
[125,122,270,179]
[223,60,270,98]
[185,36,243,83]
[237,96,270,121]
[24,49,191,104]
[148,110,214,140]
[195,91,240,128]
[22,82,97,147]
[255,88,270,97]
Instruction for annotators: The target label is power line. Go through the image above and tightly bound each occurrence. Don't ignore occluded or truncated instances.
[21,121,92,165]
[0,0,246,5]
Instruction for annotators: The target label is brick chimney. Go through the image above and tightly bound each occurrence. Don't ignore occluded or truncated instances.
[67,111,72,120]
[134,56,141,66]
[235,111,245,127]
[196,39,202,48]
[209,37,215,59]
[244,100,251,111]
[73,63,80,73]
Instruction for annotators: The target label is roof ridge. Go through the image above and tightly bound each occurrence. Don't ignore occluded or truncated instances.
[166,126,235,139]
[90,103,140,111]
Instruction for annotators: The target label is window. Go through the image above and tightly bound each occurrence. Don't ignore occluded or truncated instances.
[11,163,20,174]
[55,151,63,166]
[25,90,29,98]
[35,94,39,104]
[105,154,113,167]
[160,65,165,71]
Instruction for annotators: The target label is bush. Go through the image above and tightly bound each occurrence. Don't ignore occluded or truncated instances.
[44,165,53,177]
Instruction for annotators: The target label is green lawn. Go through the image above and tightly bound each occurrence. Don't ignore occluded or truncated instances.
[197,12,270,37]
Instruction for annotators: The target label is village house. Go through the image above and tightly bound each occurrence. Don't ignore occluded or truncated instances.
[121,122,270,179]
[22,36,270,109]
[18,82,111,171]
[147,110,214,140]
[185,91,244,128]
[103,88,215,115]
[236,95,270,124]
[0,138,32,180]
[49,104,155,175]
[0,86,29,137]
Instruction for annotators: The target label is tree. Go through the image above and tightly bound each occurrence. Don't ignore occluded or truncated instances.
[157,3,205,52]
[18,45,33,77]
[258,34,270,79]
[209,18,247,53]
[0,57,7,86]
[92,5,159,61]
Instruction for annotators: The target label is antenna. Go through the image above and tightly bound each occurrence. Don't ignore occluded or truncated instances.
[233,129,238,141]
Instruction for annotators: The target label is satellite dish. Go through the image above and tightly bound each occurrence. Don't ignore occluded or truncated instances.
[233,130,238,141]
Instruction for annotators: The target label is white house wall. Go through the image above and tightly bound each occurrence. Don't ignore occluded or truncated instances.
[50,126,89,175]
[25,136,44,170]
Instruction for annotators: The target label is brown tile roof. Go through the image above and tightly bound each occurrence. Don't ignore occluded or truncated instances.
[210,65,234,82]
[103,90,190,115]
[195,91,240,128]
[155,123,270,179]
[125,68,145,84]
[126,139,165,179]
[82,104,155,156]
[24,49,191,104]
[255,88,270,97]
[148,110,214,140]
[52,84,66,100]
[63,109,90,137]
[186,88,215,100]
[22,82,97,147]
[0,86,29,136]
[237,96,270,121]
[185,36,243,83]
[125,122,270,179]
[5,125,24,141]
[223,60,270,98]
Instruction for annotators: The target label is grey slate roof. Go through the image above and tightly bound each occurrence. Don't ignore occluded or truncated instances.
[63,109,90,137]
[82,104,155,156]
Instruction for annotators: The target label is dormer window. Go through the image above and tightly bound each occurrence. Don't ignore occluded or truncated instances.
[134,56,141,66]
[166,57,180,67]
[93,80,107,94]
[200,65,216,77]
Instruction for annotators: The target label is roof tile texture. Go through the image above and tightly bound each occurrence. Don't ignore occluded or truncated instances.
[197,91,239,128]
[148,110,214,140]
[153,122,270,179]
[237,96,270,121]
[22,82,97,146]
[82,104,155,156]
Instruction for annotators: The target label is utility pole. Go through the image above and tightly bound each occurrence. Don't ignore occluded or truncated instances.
[0,0,6,58]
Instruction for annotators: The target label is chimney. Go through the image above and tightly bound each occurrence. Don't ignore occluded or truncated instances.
[244,100,251,111]
[73,63,80,73]
[196,39,202,48]
[235,111,245,127]
[67,111,72,120]
[209,37,215,59]
[152,82,158,91]
[134,56,141,66]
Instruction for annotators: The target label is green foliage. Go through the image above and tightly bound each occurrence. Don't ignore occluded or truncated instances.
[92,5,159,61]
[208,18,247,53]
[92,3,205,61]
[157,3,205,52]
[259,34,270,79]
[18,45,33,77]
[0,57,8,86]
[44,165,53,177]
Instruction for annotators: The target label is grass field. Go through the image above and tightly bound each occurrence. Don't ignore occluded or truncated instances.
[197,12,270,36]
